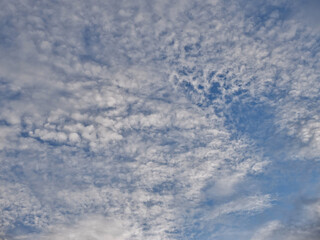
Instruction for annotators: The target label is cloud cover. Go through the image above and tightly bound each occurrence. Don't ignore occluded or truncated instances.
[0,0,319,239]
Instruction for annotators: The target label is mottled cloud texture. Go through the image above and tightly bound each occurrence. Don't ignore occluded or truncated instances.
[0,0,319,239]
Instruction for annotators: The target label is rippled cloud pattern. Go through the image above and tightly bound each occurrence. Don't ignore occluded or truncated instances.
[0,0,319,239]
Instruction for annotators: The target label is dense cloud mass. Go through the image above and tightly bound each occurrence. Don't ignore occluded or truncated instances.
[0,0,319,239]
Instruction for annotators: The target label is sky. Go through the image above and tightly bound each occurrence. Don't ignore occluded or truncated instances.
[0,0,319,239]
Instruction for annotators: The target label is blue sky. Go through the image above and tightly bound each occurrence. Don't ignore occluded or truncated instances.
[0,0,319,239]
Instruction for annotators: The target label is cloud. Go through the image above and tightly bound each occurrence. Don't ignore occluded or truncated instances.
[251,221,282,240]
[40,215,138,240]
[0,0,319,239]
[2,216,140,240]
[251,198,320,240]
[282,198,320,240]
[0,62,267,238]
[210,195,273,219]
[291,0,320,31]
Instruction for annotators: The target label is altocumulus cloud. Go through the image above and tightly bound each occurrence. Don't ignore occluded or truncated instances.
[0,0,319,239]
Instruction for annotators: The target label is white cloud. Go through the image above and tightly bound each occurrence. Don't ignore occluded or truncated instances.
[251,220,282,240]
[210,195,273,219]
[30,215,139,240]
[0,0,319,239]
